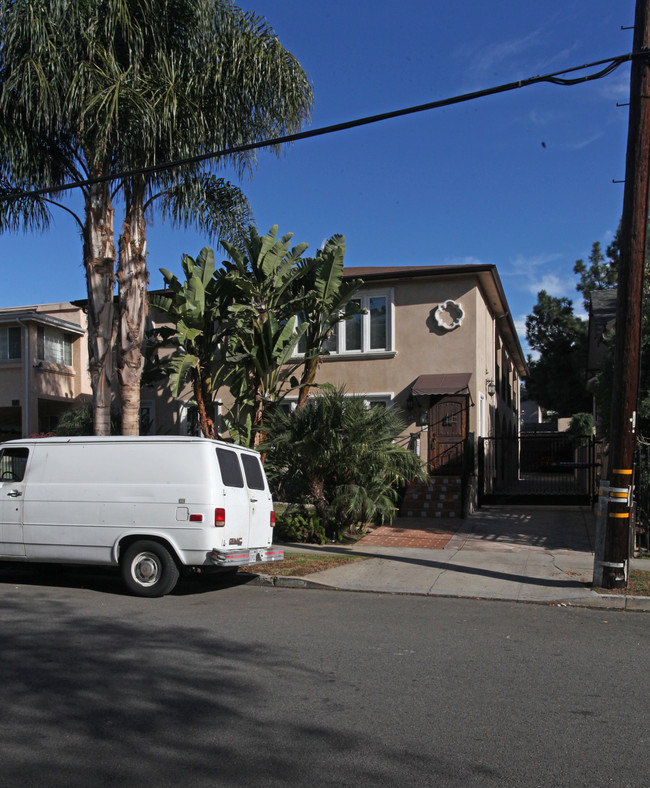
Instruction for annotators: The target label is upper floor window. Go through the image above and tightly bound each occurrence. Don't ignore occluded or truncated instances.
[0,326,21,360]
[37,326,73,366]
[302,289,394,357]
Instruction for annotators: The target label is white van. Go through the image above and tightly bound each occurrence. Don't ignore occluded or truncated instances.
[0,436,283,596]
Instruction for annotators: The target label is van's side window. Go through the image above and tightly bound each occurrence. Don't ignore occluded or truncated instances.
[241,454,265,491]
[0,447,29,482]
[216,448,244,488]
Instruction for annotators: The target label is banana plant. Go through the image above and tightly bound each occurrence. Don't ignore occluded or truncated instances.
[293,235,364,405]
[149,247,227,439]
[219,225,315,446]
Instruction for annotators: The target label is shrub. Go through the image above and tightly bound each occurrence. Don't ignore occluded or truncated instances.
[54,403,122,436]
[274,507,326,545]
[263,387,427,540]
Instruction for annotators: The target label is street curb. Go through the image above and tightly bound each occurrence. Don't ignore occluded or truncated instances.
[244,573,650,610]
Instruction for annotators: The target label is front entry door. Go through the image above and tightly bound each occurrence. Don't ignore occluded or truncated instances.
[428,395,468,475]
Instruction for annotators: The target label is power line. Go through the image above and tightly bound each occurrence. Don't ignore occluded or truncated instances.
[1,51,642,201]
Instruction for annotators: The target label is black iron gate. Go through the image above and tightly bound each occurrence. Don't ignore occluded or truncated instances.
[478,434,601,506]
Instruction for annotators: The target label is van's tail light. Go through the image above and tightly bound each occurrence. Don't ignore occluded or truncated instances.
[215,508,226,527]
[270,511,276,527]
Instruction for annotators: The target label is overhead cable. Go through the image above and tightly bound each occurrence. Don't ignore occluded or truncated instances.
[2,51,642,201]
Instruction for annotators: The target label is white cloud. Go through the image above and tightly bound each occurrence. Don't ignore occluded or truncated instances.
[443,254,491,266]
[508,252,562,275]
[470,30,542,79]
[564,131,605,151]
[599,70,630,101]
[525,273,575,298]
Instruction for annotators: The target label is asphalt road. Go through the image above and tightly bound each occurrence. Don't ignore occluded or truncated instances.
[0,565,648,787]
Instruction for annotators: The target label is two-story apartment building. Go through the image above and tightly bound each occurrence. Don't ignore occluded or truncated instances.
[0,303,89,441]
[0,262,526,512]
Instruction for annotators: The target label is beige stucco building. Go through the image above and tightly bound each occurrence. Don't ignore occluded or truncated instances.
[0,303,89,440]
[0,263,526,513]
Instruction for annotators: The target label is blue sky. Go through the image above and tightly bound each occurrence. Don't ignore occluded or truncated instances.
[0,0,634,354]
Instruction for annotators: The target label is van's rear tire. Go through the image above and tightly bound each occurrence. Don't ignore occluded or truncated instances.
[121,541,179,597]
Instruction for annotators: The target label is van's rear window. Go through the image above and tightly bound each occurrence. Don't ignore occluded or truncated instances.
[241,454,265,490]
[216,448,244,488]
[0,447,29,482]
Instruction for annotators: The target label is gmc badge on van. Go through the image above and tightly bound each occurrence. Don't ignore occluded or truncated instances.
[229,537,243,546]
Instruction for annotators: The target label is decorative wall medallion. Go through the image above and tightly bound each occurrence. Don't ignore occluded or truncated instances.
[434,300,465,331]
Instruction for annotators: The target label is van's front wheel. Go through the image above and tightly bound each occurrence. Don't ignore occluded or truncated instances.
[121,541,179,597]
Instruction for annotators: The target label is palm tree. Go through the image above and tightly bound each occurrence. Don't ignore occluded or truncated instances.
[263,388,428,539]
[0,0,133,434]
[149,246,231,439]
[0,0,312,435]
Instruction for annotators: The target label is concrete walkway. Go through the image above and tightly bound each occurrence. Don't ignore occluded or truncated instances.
[265,506,650,611]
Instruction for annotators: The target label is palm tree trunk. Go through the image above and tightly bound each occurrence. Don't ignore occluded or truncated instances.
[117,185,148,435]
[83,180,116,436]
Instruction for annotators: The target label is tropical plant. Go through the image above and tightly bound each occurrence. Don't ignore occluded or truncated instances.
[292,235,364,405]
[273,507,327,545]
[54,403,121,436]
[149,247,229,438]
[219,225,314,445]
[262,388,427,540]
[0,0,312,435]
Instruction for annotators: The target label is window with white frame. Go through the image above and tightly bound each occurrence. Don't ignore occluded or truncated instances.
[364,395,391,409]
[0,326,21,360]
[303,289,394,357]
[37,326,73,366]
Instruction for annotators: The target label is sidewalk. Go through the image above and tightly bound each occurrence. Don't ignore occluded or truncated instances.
[260,506,650,611]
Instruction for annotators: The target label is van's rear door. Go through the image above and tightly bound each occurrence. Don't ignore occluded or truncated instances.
[215,447,250,545]
[0,446,28,556]
[240,453,273,548]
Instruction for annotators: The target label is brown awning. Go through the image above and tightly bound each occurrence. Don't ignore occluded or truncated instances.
[411,373,472,396]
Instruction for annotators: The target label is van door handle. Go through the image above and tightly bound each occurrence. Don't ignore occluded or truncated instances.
[7,490,22,498]
[250,497,258,502]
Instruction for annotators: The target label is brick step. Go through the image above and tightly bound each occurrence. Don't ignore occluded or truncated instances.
[406,492,460,502]
[402,509,460,519]
[400,476,463,518]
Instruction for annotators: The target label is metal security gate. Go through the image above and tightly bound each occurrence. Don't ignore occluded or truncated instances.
[478,435,601,506]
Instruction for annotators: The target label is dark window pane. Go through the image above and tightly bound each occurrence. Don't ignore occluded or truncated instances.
[369,297,387,349]
[1,326,22,360]
[241,454,265,490]
[216,448,244,488]
[323,322,337,352]
[8,327,21,359]
[345,300,362,351]
[0,448,29,481]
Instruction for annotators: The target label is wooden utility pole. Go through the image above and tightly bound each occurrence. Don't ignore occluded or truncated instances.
[603,0,650,589]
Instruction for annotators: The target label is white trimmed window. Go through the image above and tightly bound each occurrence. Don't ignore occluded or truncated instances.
[305,289,394,357]
[37,326,73,366]
[0,326,21,360]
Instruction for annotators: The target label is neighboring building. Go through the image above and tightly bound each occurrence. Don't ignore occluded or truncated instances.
[1,263,527,512]
[0,303,89,440]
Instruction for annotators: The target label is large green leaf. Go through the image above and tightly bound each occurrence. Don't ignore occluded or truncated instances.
[168,352,200,398]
